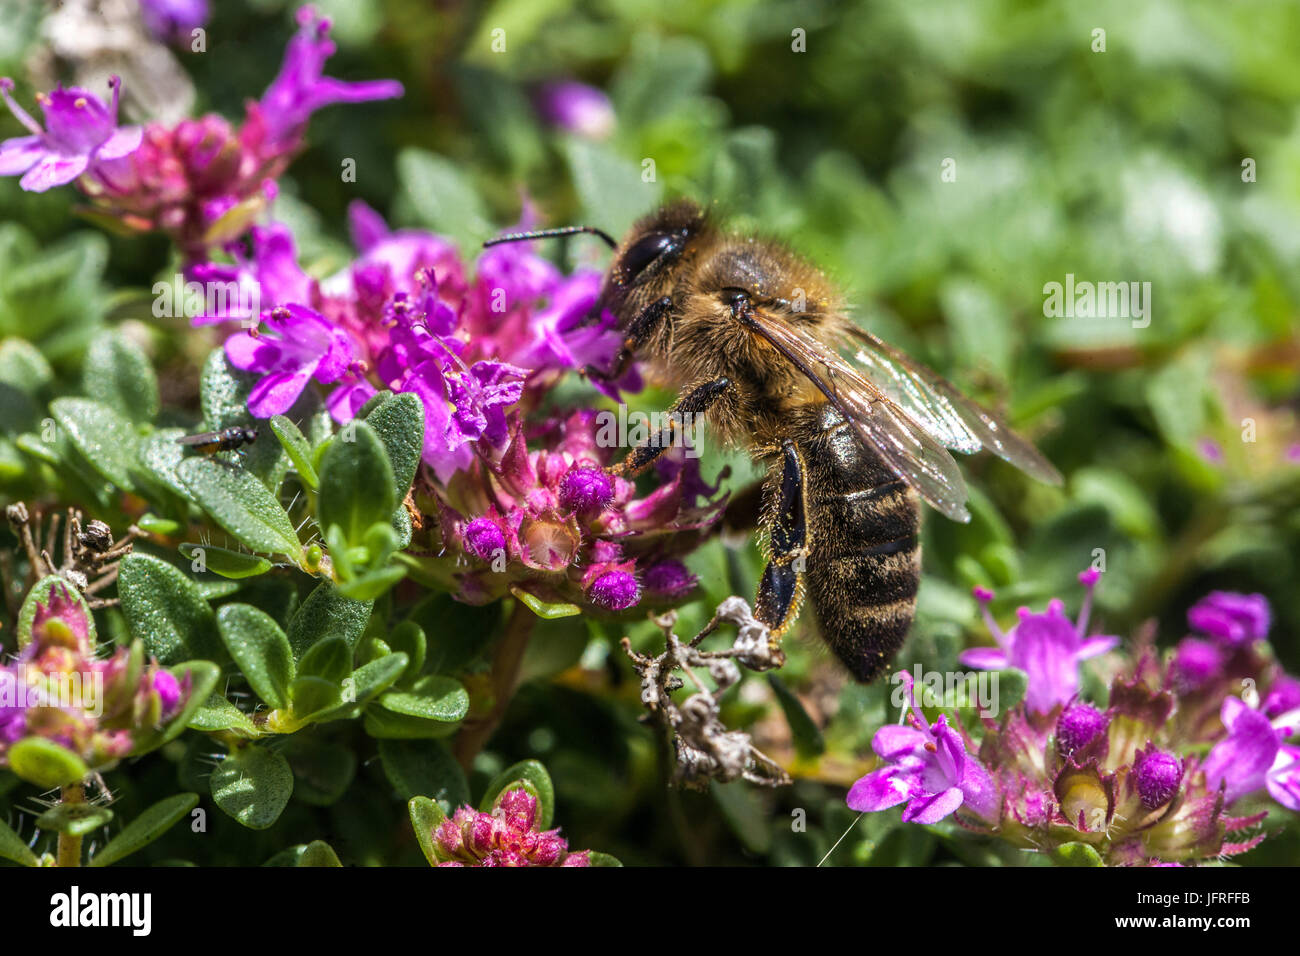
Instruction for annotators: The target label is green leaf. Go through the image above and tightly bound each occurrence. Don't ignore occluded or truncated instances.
[363,706,461,739]
[361,392,424,499]
[89,793,199,867]
[287,581,373,658]
[291,636,353,717]
[387,620,426,682]
[36,802,114,836]
[211,746,294,830]
[83,329,159,423]
[138,428,193,500]
[317,422,396,546]
[217,604,295,710]
[297,840,343,867]
[50,396,140,491]
[178,457,302,557]
[396,148,493,251]
[378,739,468,809]
[198,349,288,489]
[0,814,38,866]
[17,574,96,651]
[269,414,319,489]
[179,542,272,579]
[768,675,826,759]
[0,336,53,394]
[346,653,409,707]
[7,736,88,789]
[408,795,447,865]
[510,585,581,619]
[587,851,623,867]
[117,553,221,664]
[282,738,356,807]
[377,675,469,722]
[1051,842,1105,867]
[561,137,662,238]
[336,564,406,601]
[187,694,259,736]
[996,668,1029,712]
[479,759,555,829]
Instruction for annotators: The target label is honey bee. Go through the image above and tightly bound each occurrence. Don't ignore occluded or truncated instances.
[484,201,1061,682]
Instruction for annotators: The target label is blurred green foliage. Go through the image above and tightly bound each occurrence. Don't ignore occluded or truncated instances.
[1,0,1297,865]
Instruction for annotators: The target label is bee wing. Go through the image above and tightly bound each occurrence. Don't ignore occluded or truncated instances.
[175,432,219,446]
[741,311,973,521]
[837,325,1063,486]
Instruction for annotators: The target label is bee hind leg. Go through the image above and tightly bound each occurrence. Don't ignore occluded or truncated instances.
[754,441,809,654]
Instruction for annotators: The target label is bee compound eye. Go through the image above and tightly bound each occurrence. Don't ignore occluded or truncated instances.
[619,232,678,282]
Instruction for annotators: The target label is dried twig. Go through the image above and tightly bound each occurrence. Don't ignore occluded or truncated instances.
[623,597,791,789]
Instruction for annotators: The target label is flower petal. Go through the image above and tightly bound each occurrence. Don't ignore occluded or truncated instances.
[958,647,1010,670]
[902,786,964,824]
[246,366,315,418]
[846,769,911,813]
[0,135,44,175]
[18,152,88,191]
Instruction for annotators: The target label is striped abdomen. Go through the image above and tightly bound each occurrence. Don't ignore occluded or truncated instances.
[798,404,921,682]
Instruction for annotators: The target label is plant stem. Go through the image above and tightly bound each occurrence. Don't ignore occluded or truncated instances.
[55,783,85,867]
[453,600,535,771]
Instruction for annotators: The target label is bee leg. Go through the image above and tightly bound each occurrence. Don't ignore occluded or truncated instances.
[612,375,732,476]
[754,440,808,646]
[582,295,673,383]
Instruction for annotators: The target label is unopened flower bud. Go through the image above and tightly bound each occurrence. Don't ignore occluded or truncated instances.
[463,517,506,563]
[1057,702,1108,756]
[558,464,614,515]
[588,570,639,610]
[1134,747,1183,810]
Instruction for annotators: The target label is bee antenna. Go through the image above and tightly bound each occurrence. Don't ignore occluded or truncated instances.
[482,225,617,250]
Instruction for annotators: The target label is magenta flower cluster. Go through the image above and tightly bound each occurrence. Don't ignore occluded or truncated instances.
[848,574,1298,865]
[0,7,400,259]
[431,787,591,867]
[0,582,189,775]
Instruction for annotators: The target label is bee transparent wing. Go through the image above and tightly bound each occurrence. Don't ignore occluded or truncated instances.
[838,325,1063,486]
[175,432,220,446]
[742,311,973,521]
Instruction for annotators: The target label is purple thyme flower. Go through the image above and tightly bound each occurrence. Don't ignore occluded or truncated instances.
[225,303,353,417]
[0,670,26,744]
[0,76,142,192]
[255,7,403,149]
[139,0,209,44]
[153,670,182,718]
[1133,747,1183,810]
[1263,676,1300,722]
[587,570,640,611]
[846,671,998,825]
[533,81,616,139]
[1187,591,1271,647]
[400,354,527,483]
[1170,637,1224,693]
[1057,702,1108,756]
[643,559,697,600]
[1202,695,1300,810]
[463,517,506,563]
[190,222,316,326]
[558,463,615,515]
[960,570,1118,716]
